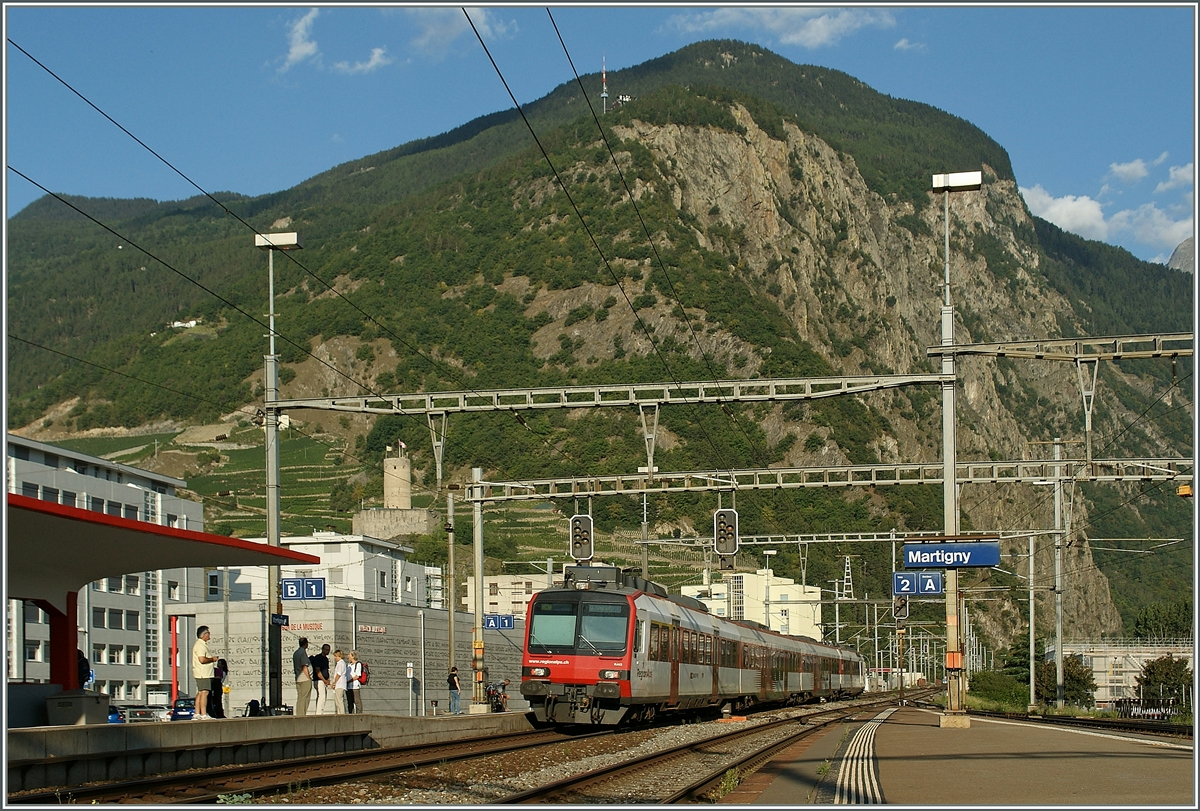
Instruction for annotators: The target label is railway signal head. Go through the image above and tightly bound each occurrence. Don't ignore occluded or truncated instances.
[894,595,909,620]
[569,514,594,561]
[713,508,739,555]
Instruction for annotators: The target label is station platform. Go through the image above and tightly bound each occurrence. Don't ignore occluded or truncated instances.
[7,708,536,792]
[724,705,1194,806]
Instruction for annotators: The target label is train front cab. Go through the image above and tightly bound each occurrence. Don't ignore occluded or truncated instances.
[520,587,635,725]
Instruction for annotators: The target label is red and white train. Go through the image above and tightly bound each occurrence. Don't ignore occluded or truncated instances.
[520,565,865,725]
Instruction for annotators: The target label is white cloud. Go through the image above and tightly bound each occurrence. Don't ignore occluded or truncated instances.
[1109,203,1194,250]
[1024,184,1194,251]
[1108,158,1148,184]
[894,38,925,52]
[1152,151,1169,166]
[407,7,516,54]
[1155,162,1193,193]
[665,7,894,49]
[1021,184,1109,240]
[279,8,321,73]
[333,47,394,75]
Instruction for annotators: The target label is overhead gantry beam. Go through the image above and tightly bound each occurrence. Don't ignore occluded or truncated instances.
[928,332,1193,463]
[926,333,1193,362]
[271,373,950,489]
[274,373,952,415]
[471,457,1193,502]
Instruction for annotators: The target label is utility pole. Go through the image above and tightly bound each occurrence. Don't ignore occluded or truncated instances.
[445,492,456,674]
[932,170,980,726]
[1054,438,1065,708]
[471,468,486,710]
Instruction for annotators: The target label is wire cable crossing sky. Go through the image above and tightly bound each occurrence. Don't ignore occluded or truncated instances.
[5,5,1195,263]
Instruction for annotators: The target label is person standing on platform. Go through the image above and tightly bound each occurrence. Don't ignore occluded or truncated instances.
[310,643,331,714]
[448,666,462,714]
[208,658,229,718]
[331,649,348,714]
[293,637,312,716]
[192,626,218,720]
[346,650,363,714]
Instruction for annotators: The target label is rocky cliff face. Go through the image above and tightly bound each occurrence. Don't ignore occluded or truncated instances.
[518,103,1127,645]
[1168,236,1194,274]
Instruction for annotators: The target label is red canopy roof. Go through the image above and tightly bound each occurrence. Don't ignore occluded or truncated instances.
[6,493,319,611]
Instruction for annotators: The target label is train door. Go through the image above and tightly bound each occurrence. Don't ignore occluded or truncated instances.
[668,621,680,706]
[759,645,768,701]
[710,632,720,702]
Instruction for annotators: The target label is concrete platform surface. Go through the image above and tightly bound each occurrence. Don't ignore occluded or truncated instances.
[874,707,1193,806]
[732,706,1194,806]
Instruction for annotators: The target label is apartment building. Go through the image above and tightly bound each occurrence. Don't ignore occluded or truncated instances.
[6,435,205,706]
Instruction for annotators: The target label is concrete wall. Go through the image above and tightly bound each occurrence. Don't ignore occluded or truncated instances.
[353,508,436,539]
[179,597,525,716]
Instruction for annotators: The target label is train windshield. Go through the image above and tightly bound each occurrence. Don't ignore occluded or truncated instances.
[528,593,630,656]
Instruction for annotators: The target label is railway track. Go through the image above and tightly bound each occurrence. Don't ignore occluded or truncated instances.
[498,692,937,804]
[967,709,1194,738]
[6,728,610,805]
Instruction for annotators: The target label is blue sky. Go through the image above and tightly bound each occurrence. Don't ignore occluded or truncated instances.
[4,4,1195,264]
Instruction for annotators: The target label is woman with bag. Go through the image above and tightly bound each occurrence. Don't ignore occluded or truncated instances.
[346,650,364,714]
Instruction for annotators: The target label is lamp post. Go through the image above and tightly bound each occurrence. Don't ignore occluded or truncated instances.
[762,550,776,631]
[255,231,302,711]
[931,171,981,721]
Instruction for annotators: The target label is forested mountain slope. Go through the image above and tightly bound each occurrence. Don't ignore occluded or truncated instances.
[8,41,1192,645]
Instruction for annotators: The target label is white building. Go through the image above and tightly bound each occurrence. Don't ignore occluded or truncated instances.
[682,570,822,639]
[462,569,560,619]
[222,531,443,609]
[1046,639,1194,709]
[6,435,205,706]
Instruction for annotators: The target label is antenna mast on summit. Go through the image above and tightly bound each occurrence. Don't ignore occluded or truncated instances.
[601,54,608,115]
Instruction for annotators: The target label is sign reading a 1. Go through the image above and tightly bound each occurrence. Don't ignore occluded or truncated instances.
[484,614,516,630]
[281,577,327,600]
[892,572,917,596]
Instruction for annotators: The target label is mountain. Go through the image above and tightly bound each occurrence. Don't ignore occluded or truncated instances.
[7,40,1193,650]
[1168,237,1194,274]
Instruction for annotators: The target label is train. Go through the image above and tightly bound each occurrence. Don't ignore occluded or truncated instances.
[520,565,865,725]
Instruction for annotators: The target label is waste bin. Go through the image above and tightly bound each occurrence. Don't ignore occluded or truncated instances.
[45,689,109,726]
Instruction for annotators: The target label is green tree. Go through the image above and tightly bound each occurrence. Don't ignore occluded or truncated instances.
[1136,654,1192,703]
[1132,601,1193,640]
[1035,655,1097,708]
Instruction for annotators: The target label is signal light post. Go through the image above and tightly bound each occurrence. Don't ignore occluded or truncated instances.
[713,508,739,557]
[570,514,594,562]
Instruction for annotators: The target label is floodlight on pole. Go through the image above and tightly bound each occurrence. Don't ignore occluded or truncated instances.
[256,231,302,711]
[931,170,981,723]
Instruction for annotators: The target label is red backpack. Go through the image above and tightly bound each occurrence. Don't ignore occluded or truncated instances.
[357,660,370,686]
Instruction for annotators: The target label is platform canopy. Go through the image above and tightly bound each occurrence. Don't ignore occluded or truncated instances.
[6,493,320,612]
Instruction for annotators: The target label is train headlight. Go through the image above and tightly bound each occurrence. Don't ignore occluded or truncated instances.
[524,666,550,677]
[599,669,621,680]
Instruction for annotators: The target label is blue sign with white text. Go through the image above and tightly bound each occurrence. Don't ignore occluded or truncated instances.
[281,577,327,600]
[918,571,944,594]
[892,572,918,595]
[484,614,516,630]
[903,542,1000,568]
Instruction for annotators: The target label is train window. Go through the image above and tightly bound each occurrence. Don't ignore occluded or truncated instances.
[650,624,661,661]
[705,635,713,666]
[683,632,691,664]
[671,627,679,661]
[528,600,579,654]
[579,601,630,654]
[634,620,644,656]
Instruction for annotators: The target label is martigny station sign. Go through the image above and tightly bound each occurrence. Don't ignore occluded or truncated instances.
[903,542,1001,569]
